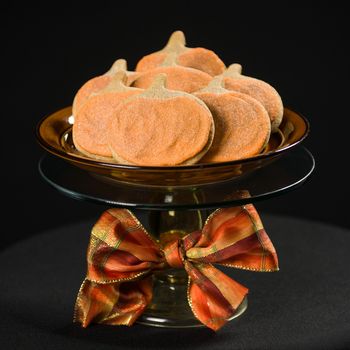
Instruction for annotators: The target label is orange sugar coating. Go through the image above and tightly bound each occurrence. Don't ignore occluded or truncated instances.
[73,90,140,158]
[108,97,212,166]
[72,75,111,117]
[133,66,212,93]
[195,92,271,163]
[176,48,226,76]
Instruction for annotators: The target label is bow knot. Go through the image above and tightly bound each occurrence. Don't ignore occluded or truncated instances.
[74,205,278,331]
[163,237,186,268]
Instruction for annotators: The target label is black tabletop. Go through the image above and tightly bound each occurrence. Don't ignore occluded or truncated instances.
[1,214,349,350]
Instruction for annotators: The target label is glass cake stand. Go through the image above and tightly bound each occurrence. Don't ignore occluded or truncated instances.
[36,105,312,328]
[38,146,315,328]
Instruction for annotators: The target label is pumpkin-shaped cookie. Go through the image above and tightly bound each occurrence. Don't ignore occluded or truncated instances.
[133,52,212,93]
[222,64,283,132]
[194,76,271,163]
[73,71,143,160]
[136,31,226,76]
[108,74,215,166]
[72,59,139,116]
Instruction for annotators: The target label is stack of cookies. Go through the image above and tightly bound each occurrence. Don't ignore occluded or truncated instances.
[72,31,284,166]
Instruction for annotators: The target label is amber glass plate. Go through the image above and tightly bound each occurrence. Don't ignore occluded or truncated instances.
[36,107,309,186]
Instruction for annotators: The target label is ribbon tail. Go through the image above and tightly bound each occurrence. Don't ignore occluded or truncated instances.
[74,277,153,327]
[185,262,248,331]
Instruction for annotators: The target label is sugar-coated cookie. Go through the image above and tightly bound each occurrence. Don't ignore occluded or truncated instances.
[222,64,283,132]
[108,74,215,166]
[136,31,225,76]
[195,76,271,162]
[72,59,139,116]
[73,72,143,160]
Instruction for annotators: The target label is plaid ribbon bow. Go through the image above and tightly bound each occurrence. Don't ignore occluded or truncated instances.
[74,204,278,331]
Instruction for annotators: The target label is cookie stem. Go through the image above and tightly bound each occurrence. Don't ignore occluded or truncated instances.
[99,71,128,93]
[161,52,179,66]
[207,75,225,89]
[165,31,186,51]
[148,73,167,90]
[195,75,227,94]
[106,59,127,75]
[224,63,243,77]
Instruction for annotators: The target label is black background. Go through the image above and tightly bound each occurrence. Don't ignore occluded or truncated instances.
[1,2,349,250]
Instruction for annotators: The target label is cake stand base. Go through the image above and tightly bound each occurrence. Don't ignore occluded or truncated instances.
[137,268,248,328]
